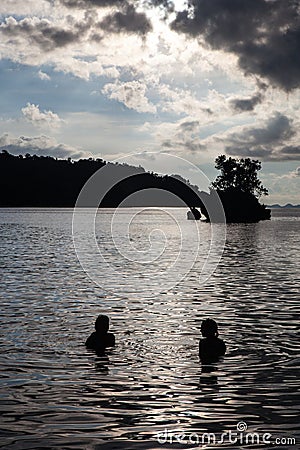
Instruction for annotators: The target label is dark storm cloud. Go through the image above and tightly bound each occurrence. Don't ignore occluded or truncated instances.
[224,112,299,161]
[280,146,300,156]
[41,0,300,87]
[231,92,264,112]
[275,147,300,160]
[99,4,152,35]
[235,113,295,145]
[170,0,300,91]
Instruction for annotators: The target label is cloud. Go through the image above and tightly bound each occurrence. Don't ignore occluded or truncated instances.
[263,167,300,204]
[98,4,152,35]
[222,112,300,161]
[280,146,300,156]
[4,0,298,94]
[21,103,63,129]
[273,145,300,163]
[171,0,300,91]
[280,166,300,179]
[56,0,125,8]
[56,0,172,14]
[102,80,156,113]
[38,70,51,81]
[230,92,264,112]
[0,133,88,159]
[152,118,207,154]
[162,138,205,153]
[157,83,214,116]
[1,9,150,54]
[0,15,90,52]
[52,0,152,35]
[0,4,236,85]
[0,0,50,15]
[180,120,201,132]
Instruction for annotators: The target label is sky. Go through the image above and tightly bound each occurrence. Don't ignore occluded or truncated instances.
[0,0,300,204]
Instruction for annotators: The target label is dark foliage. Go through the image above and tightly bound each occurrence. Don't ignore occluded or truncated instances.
[212,155,268,197]
[0,151,271,222]
[211,155,271,222]
[217,188,270,223]
[0,150,106,207]
[0,151,208,215]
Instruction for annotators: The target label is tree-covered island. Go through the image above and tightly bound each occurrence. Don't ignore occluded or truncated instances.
[209,155,271,222]
[0,151,270,223]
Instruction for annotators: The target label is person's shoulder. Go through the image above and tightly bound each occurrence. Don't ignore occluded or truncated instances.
[106,332,115,346]
[216,337,226,353]
[85,332,97,348]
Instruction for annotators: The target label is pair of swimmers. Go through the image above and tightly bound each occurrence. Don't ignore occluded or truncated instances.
[86,315,226,362]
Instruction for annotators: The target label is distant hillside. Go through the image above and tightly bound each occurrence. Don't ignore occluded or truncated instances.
[0,150,207,211]
[268,204,300,208]
[0,150,271,223]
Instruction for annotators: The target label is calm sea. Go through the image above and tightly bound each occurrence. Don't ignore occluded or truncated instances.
[0,208,299,449]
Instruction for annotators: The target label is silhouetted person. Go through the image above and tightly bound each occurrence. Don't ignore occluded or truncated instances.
[199,319,226,363]
[85,315,115,354]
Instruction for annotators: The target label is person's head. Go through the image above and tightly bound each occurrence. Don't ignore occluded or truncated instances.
[201,318,219,337]
[95,314,109,334]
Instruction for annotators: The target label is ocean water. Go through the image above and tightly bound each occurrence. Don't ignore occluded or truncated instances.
[0,208,299,449]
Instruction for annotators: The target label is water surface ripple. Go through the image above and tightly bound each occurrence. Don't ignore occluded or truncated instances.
[0,208,299,449]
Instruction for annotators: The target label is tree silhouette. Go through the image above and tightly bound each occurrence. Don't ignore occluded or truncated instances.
[0,150,207,212]
[209,155,270,222]
[0,150,271,222]
[211,155,268,197]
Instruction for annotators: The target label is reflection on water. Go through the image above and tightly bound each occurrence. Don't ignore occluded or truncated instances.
[0,208,299,449]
